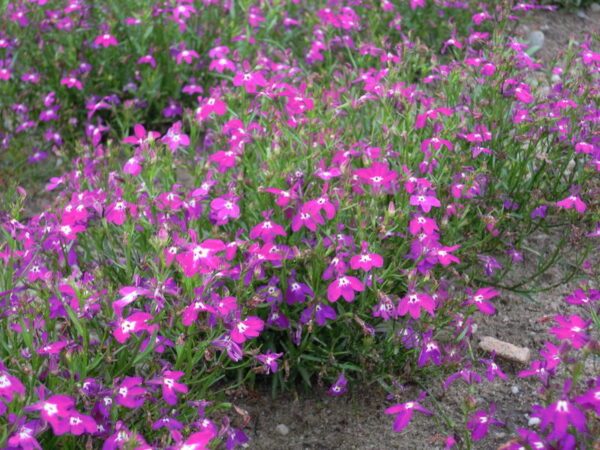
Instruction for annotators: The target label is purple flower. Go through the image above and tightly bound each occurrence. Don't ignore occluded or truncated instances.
[538,396,587,441]
[327,373,348,396]
[255,352,284,374]
[385,395,432,433]
[466,404,503,441]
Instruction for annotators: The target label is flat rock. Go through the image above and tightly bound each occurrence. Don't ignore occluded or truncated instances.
[479,336,531,364]
[275,424,290,436]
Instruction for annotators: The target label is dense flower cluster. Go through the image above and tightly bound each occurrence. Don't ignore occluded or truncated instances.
[0,0,598,448]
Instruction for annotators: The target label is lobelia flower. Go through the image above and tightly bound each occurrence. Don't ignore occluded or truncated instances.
[556,195,587,214]
[122,156,143,177]
[113,311,155,344]
[161,121,190,153]
[300,303,337,326]
[122,124,160,149]
[7,420,43,450]
[549,314,590,349]
[250,219,287,242]
[255,352,284,374]
[230,316,264,344]
[385,394,432,433]
[481,357,508,382]
[209,195,240,225]
[196,96,227,122]
[233,69,267,94]
[0,370,26,403]
[285,276,314,304]
[443,366,482,389]
[418,332,441,367]
[327,373,348,397]
[327,275,365,302]
[174,429,217,450]
[105,200,136,226]
[212,335,243,362]
[115,376,146,408]
[354,162,398,192]
[113,287,150,316]
[537,386,587,441]
[397,291,436,319]
[409,192,441,213]
[102,422,151,450]
[148,371,188,406]
[181,298,216,326]
[291,204,325,232]
[54,411,97,436]
[467,404,503,441]
[94,33,118,47]
[175,48,199,65]
[465,287,499,315]
[575,379,600,415]
[350,242,383,272]
[26,395,75,434]
[408,215,439,235]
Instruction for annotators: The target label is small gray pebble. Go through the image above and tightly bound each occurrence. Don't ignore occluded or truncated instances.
[275,424,290,436]
[511,385,520,395]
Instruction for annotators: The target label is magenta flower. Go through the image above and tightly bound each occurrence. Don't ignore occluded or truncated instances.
[123,156,142,176]
[467,404,503,441]
[233,69,267,94]
[161,121,190,152]
[255,352,283,374]
[465,287,499,315]
[291,205,325,232]
[94,33,118,48]
[209,196,240,225]
[230,316,264,344]
[550,314,590,349]
[300,303,337,326]
[181,299,216,326]
[556,195,587,214]
[102,422,151,450]
[60,76,83,90]
[113,311,155,344]
[54,412,97,436]
[385,397,432,433]
[7,421,42,449]
[115,376,146,408]
[176,429,217,450]
[408,215,439,235]
[249,220,287,242]
[175,48,199,65]
[350,243,383,272]
[397,291,436,319]
[354,162,398,192]
[514,83,534,103]
[0,371,26,403]
[27,395,75,434]
[148,371,188,405]
[327,275,365,302]
[123,124,160,148]
[327,373,348,397]
[418,333,441,367]
[113,287,150,316]
[538,396,587,441]
[575,380,600,415]
[409,193,441,213]
[196,96,227,121]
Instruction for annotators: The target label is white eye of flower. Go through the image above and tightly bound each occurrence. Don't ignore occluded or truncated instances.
[43,403,58,416]
[556,400,569,413]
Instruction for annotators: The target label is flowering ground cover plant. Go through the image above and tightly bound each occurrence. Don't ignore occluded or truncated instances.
[0,0,599,448]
